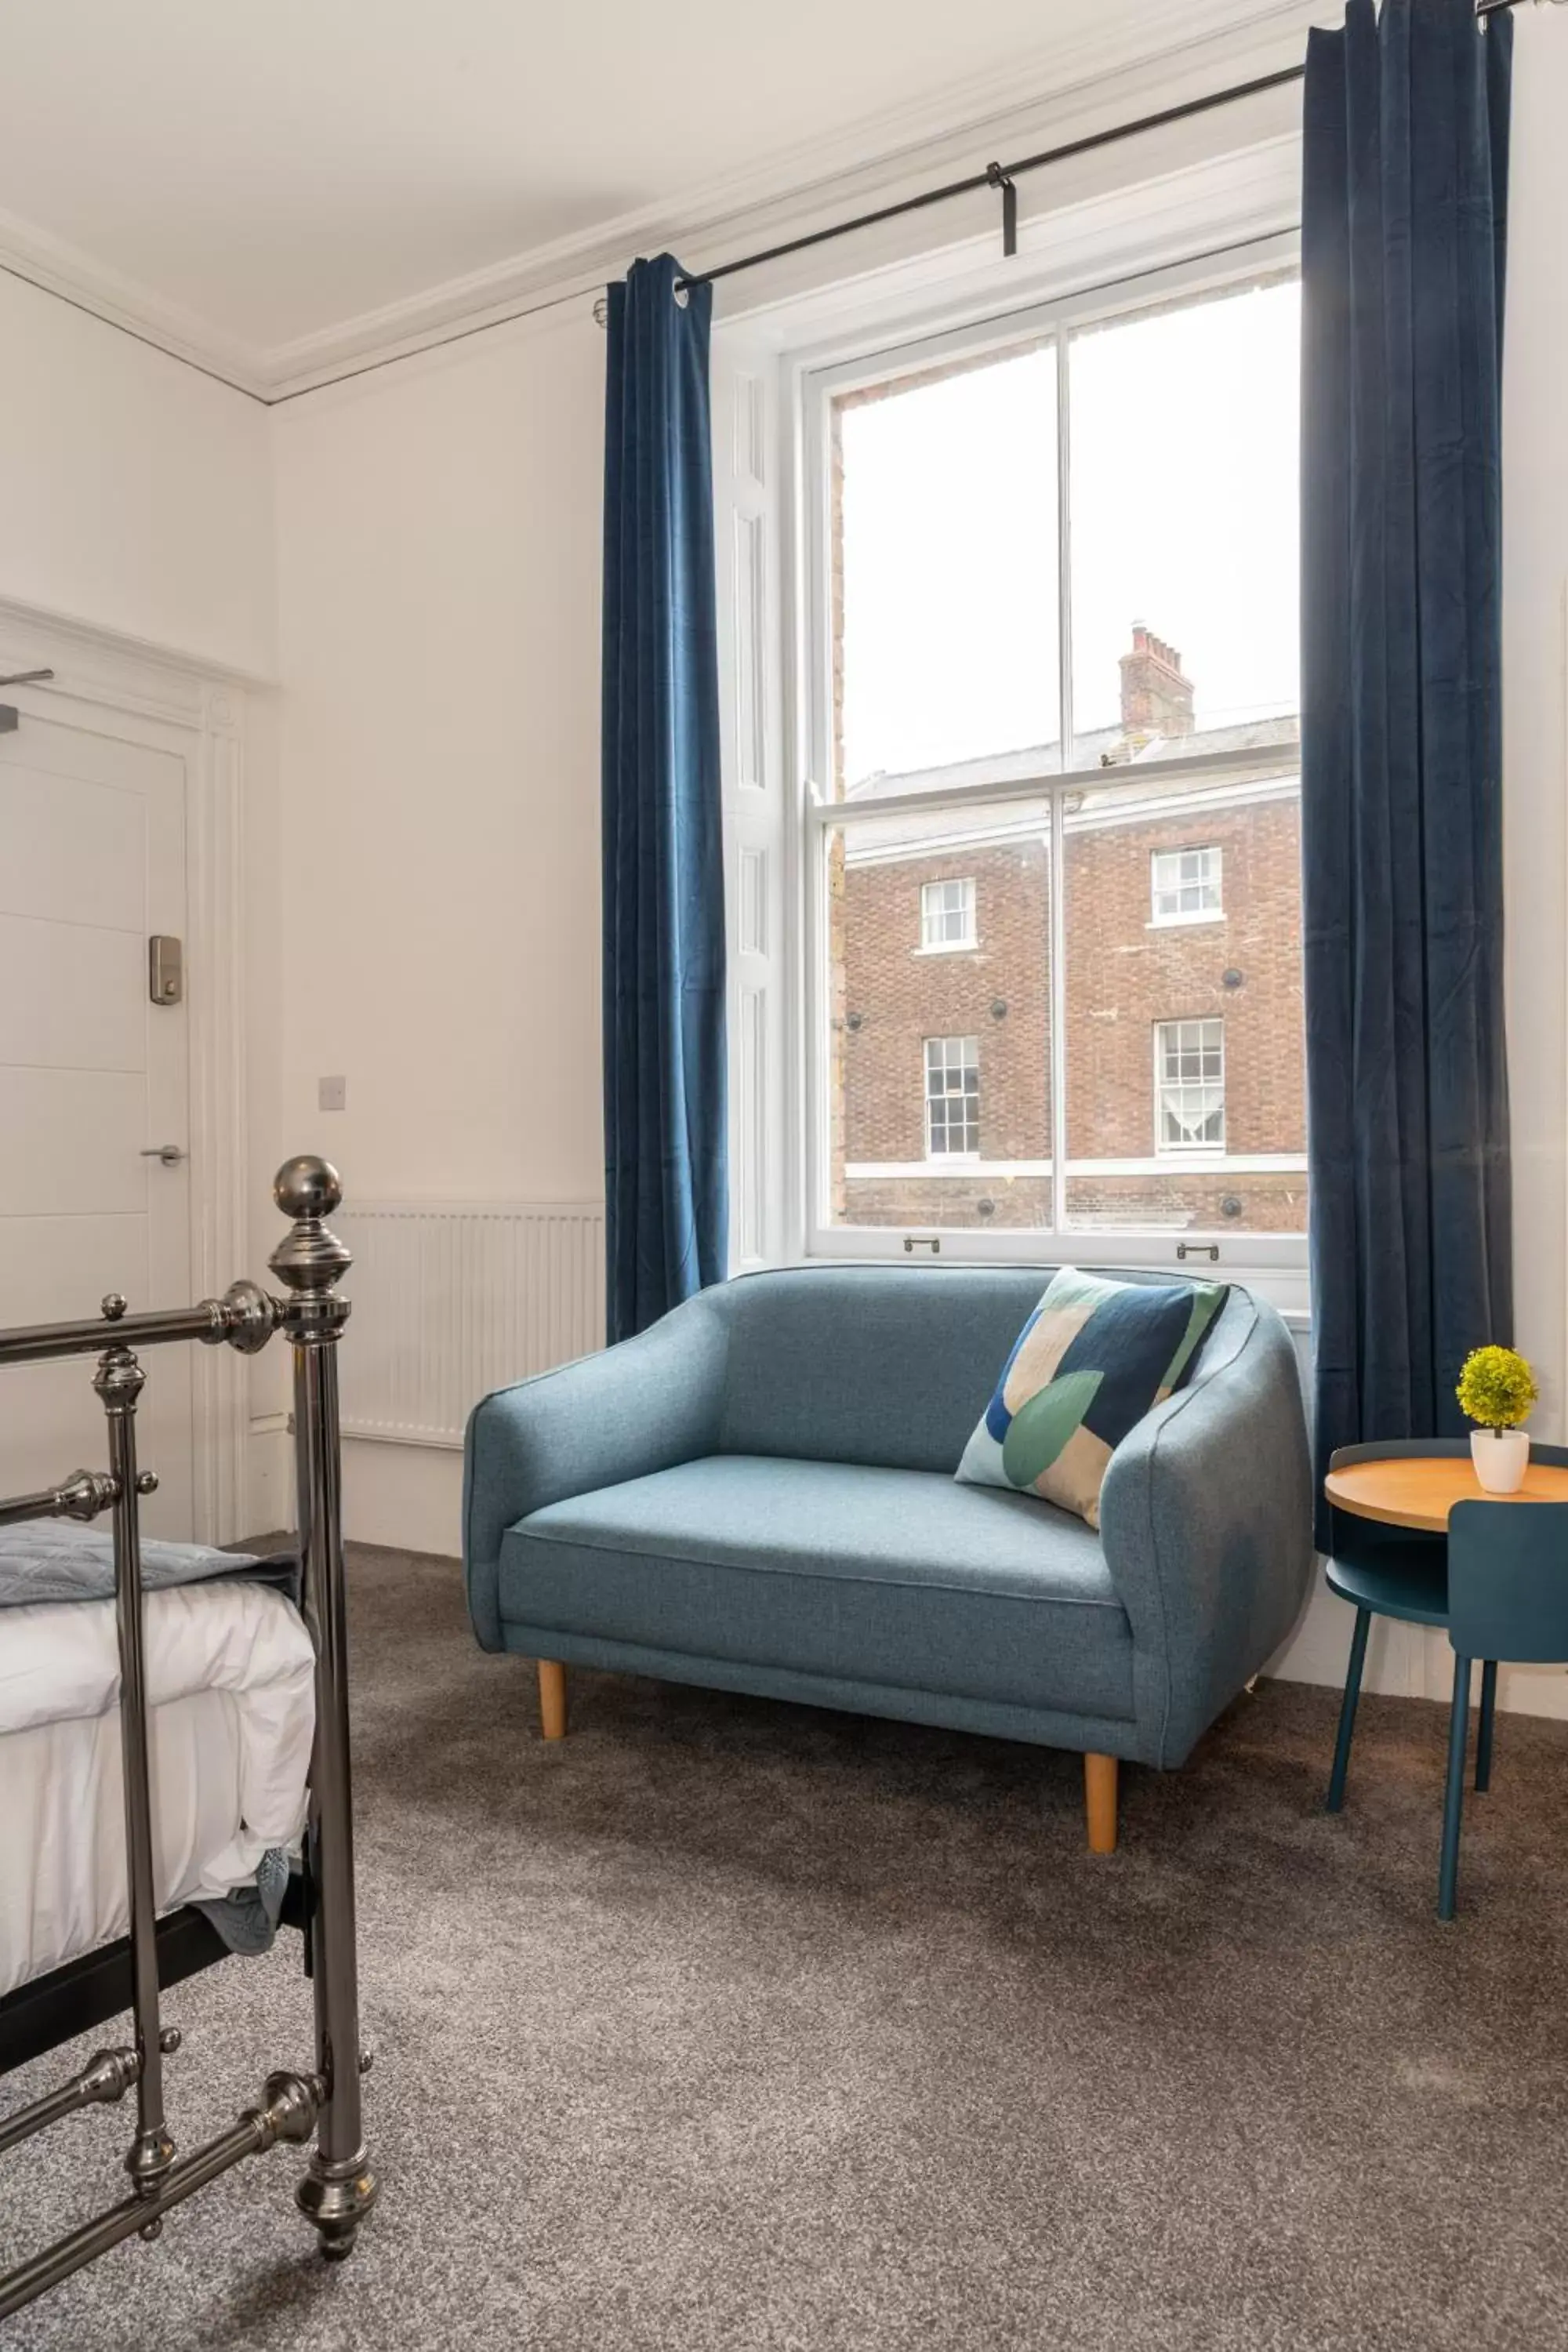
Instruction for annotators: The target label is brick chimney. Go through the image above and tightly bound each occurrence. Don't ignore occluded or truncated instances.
[1119,622,1194,742]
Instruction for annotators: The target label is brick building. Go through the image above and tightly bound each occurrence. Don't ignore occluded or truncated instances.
[831,629,1306,1235]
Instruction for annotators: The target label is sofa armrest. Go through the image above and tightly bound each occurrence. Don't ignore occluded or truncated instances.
[1098,1290,1313,1766]
[462,1290,731,1650]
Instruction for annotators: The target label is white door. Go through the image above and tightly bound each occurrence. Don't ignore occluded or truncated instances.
[0,706,194,1537]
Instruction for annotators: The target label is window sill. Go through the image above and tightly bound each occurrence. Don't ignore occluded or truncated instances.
[803,1223,1309,1316]
[847,1159,1051,1180]
[1147,912,1225,930]
[913,942,979,956]
[847,1154,1305,1178]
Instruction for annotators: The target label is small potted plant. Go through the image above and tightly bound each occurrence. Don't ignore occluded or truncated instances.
[1456,1345,1539,1494]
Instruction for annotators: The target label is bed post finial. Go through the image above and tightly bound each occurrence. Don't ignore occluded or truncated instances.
[270,1156,376,2259]
[270,1156,350,1296]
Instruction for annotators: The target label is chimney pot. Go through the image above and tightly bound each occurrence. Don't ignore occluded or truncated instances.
[1118,620,1195,743]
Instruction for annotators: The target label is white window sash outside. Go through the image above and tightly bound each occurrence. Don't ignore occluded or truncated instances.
[1155,1018,1226,1153]
[1150,844,1223,924]
[924,1035,980,1157]
[919,876,976,951]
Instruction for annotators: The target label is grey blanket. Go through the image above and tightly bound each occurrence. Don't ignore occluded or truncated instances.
[0,1520,301,1608]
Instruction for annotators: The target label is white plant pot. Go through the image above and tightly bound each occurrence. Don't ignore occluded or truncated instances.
[1471,1428,1530,1495]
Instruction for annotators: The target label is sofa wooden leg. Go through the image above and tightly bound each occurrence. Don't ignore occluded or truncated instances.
[538,1660,568,1741]
[1084,1752,1118,1854]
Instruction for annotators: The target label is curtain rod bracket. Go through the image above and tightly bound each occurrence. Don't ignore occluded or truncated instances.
[985,163,1018,260]
[590,284,687,330]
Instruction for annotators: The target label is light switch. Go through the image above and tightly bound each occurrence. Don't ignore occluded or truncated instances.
[318,1076,347,1112]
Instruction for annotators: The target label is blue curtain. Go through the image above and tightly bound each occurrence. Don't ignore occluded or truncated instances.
[601,254,728,1344]
[1302,0,1513,1539]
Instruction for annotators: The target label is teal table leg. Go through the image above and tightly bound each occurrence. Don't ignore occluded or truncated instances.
[1327,1606,1371,1813]
[1438,1654,1472,1921]
[1475,1659,1497,1793]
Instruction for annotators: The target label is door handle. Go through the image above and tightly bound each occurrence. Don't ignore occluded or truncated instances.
[140,1145,187,1166]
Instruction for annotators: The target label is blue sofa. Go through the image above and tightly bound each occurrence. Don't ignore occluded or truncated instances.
[463,1264,1312,1849]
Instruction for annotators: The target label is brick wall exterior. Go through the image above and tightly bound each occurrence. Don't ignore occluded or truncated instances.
[1062,795,1305,1164]
[842,837,1053,1165]
[834,792,1305,1236]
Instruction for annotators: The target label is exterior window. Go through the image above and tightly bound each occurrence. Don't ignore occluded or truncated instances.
[920,877,976,950]
[1156,1020,1225,1152]
[809,263,1307,1258]
[924,1037,979,1157]
[1151,846,1222,924]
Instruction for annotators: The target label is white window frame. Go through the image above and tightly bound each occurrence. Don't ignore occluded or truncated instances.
[779,230,1308,1311]
[919,876,976,953]
[1150,844,1223,926]
[924,1035,980,1158]
[1154,1018,1227,1154]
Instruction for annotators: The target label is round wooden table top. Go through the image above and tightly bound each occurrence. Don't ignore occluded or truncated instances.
[1324,1454,1568,1533]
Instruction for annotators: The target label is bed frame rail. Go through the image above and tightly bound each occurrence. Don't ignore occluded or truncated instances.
[0,1156,375,2321]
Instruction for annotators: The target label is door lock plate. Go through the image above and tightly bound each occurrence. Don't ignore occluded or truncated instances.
[148,935,183,1006]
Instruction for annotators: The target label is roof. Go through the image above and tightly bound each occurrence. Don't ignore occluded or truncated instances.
[839,713,1301,866]
[843,710,1300,807]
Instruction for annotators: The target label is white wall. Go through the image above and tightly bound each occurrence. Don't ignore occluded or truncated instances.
[1502,42,1568,1454]
[267,307,606,1550]
[0,273,275,677]
[0,271,285,1530]
[1491,31,1568,1720]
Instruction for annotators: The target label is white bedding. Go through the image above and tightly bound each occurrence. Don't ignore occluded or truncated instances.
[0,1580,315,1997]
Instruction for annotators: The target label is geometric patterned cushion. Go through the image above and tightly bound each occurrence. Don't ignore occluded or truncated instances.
[956,1266,1225,1530]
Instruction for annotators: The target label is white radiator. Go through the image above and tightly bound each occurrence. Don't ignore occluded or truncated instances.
[334,1202,605,1448]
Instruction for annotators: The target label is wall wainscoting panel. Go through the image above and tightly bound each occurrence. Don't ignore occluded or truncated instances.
[336,1202,606,1449]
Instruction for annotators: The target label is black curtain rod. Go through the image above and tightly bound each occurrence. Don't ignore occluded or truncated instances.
[673,0,1533,296]
[676,65,1307,292]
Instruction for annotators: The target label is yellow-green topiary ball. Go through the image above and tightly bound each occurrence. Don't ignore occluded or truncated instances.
[1456,1345,1538,1432]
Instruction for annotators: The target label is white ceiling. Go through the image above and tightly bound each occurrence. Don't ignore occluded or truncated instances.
[0,1,1304,385]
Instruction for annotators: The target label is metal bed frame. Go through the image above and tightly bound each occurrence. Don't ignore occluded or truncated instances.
[0,1155,375,2321]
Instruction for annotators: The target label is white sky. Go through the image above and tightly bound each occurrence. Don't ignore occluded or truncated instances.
[838,277,1301,786]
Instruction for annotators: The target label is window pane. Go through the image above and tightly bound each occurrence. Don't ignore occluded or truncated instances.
[1151,845,1222,923]
[1156,1018,1225,1151]
[924,1034,981,1158]
[920,876,976,949]
[812,272,1306,1258]
[1068,279,1300,762]
[1062,762,1307,1234]
[834,343,1060,799]
[826,803,1054,1230]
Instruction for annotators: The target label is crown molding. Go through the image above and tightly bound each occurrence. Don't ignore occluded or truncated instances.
[0,590,274,699]
[0,0,1326,404]
[0,200,267,397]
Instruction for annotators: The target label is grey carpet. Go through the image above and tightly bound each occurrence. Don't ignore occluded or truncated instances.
[4,1545,1567,2351]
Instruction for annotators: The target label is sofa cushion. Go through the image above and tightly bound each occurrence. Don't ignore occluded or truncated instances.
[497,1454,1135,1720]
[956,1266,1224,1530]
